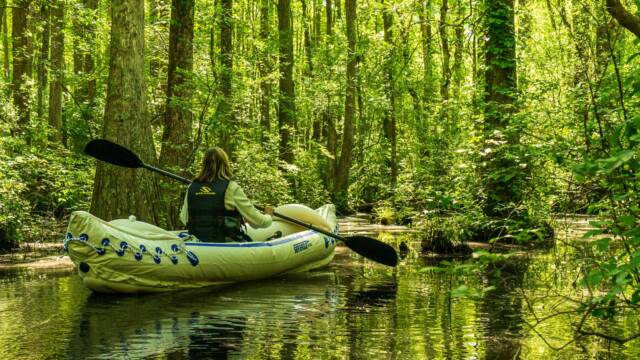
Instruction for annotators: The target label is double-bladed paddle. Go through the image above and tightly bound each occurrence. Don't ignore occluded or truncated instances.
[84,139,399,267]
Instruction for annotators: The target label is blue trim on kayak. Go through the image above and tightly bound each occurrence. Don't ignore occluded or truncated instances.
[185,230,316,248]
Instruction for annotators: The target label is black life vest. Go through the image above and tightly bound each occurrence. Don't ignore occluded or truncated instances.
[186,180,249,242]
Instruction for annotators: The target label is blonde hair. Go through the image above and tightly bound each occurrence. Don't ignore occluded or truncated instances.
[195,147,232,182]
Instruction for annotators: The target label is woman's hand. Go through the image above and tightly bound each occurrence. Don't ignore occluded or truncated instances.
[264,205,274,215]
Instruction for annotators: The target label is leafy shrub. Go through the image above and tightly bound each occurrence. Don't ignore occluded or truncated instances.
[233,141,294,206]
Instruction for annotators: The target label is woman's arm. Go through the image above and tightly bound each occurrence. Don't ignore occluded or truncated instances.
[226,181,273,228]
[179,189,189,226]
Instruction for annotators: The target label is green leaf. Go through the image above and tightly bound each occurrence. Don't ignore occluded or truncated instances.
[585,270,603,287]
[598,150,635,173]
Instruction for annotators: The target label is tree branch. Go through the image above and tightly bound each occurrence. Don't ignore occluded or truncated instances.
[606,0,640,39]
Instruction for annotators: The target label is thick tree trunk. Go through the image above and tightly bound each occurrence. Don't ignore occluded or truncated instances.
[90,0,163,224]
[37,3,50,121]
[48,0,64,142]
[159,0,195,228]
[259,0,271,133]
[606,0,640,39]
[161,0,194,172]
[12,1,31,130]
[482,0,520,218]
[216,0,234,153]
[334,0,357,200]
[382,0,397,186]
[278,0,295,164]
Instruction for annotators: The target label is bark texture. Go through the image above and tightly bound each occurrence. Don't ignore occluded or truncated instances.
[90,0,163,224]
[334,0,357,200]
[48,0,64,142]
[278,0,295,163]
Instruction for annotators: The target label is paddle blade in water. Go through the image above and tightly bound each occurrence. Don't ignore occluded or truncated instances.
[342,236,398,267]
[84,139,143,168]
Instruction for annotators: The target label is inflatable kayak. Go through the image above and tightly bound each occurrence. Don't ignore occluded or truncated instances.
[64,204,338,293]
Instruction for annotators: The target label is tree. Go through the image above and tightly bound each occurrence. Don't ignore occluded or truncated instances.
[90,0,163,224]
[382,0,398,187]
[259,0,272,133]
[215,0,234,153]
[36,2,50,121]
[159,0,195,228]
[482,0,522,218]
[48,0,64,142]
[278,0,295,163]
[12,0,32,131]
[334,0,357,201]
[606,0,640,39]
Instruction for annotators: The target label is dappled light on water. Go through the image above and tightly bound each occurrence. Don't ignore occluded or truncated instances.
[1,239,640,359]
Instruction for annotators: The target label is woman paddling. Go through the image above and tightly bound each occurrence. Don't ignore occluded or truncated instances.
[179,147,274,242]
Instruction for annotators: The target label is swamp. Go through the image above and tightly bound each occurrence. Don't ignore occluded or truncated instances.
[2,0,640,358]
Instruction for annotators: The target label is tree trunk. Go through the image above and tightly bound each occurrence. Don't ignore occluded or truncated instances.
[48,0,64,142]
[334,0,357,201]
[84,0,99,104]
[301,0,313,73]
[215,0,234,154]
[278,0,295,164]
[90,0,163,224]
[159,0,195,228]
[452,0,464,100]
[419,0,433,121]
[37,3,50,121]
[1,0,8,80]
[259,0,271,133]
[382,0,397,186]
[326,0,333,36]
[439,0,450,124]
[482,0,520,218]
[12,1,31,130]
[606,0,640,39]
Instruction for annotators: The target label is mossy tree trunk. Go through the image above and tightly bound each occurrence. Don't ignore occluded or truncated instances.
[482,0,522,218]
[90,0,163,225]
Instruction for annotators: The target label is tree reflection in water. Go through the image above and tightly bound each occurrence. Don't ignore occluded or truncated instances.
[479,259,529,359]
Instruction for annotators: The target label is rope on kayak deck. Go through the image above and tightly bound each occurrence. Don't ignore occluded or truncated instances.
[63,232,200,266]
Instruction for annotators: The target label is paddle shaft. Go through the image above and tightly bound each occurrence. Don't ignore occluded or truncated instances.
[144,163,191,184]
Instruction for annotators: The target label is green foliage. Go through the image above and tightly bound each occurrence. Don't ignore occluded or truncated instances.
[233,140,294,206]
[0,137,93,248]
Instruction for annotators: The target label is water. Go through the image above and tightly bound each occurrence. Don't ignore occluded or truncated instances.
[1,244,640,359]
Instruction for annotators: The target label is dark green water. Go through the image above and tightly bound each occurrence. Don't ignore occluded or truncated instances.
[1,244,640,359]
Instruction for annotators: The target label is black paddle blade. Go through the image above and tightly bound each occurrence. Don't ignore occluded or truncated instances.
[342,236,399,267]
[84,139,143,168]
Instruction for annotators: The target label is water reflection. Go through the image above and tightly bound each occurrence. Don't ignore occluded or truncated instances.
[65,273,339,359]
[3,245,640,358]
[479,259,529,359]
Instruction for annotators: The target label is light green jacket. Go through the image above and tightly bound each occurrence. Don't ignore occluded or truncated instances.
[179,181,272,228]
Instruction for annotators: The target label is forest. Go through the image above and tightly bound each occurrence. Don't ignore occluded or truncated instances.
[1,0,640,351]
